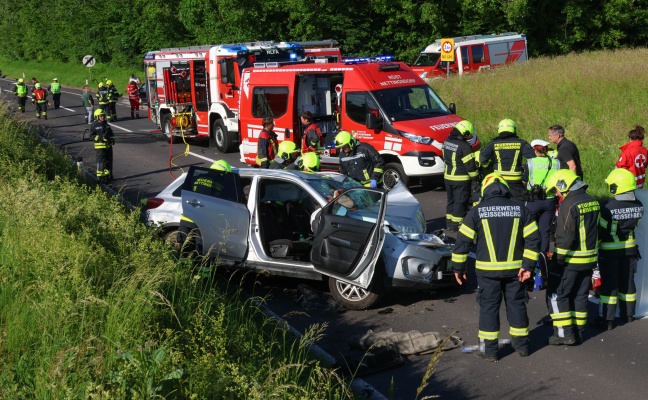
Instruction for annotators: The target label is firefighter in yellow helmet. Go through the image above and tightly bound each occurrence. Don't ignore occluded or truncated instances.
[452,172,540,361]
[91,108,115,183]
[544,169,599,345]
[335,130,384,188]
[595,168,644,331]
[297,151,320,172]
[480,119,536,202]
[105,79,120,121]
[178,159,232,256]
[442,120,479,231]
[12,78,28,113]
[96,82,110,114]
[270,141,300,170]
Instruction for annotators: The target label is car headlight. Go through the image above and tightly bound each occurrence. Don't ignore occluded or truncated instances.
[401,132,432,145]
[396,232,446,247]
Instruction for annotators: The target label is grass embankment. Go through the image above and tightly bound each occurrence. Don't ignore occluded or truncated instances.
[0,56,141,91]
[0,105,352,398]
[431,47,648,198]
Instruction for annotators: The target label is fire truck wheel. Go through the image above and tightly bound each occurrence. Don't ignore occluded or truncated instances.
[210,119,235,153]
[383,162,408,190]
[162,114,176,144]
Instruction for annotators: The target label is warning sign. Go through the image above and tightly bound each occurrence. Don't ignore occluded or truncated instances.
[440,39,455,62]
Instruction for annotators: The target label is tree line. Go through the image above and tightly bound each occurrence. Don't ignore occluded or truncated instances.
[2,0,647,68]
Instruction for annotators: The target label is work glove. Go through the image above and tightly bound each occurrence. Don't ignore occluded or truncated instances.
[369,179,378,188]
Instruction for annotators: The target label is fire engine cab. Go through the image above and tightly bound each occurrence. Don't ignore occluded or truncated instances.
[143,41,307,153]
[238,57,478,189]
[410,32,528,80]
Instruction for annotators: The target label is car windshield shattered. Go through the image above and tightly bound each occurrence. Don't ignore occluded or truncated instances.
[301,173,364,198]
[372,85,450,122]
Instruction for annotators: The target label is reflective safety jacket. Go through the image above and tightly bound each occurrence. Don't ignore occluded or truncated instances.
[32,88,47,103]
[598,197,643,256]
[452,184,540,277]
[554,187,600,270]
[442,129,478,182]
[92,120,114,149]
[256,129,278,168]
[97,87,110,105]
[301,123,323,153]
[616,140,648,189]
[107,85,120,102]
[339,142,385,185]
[49,82,61,94]
[14,83,28,97]
[524,156,560,198]
[480,132,535,181]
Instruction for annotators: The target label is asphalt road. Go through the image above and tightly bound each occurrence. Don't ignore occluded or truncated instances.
[2,78,646,400]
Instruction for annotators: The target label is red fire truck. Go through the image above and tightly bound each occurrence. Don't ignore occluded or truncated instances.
[238,57,478,188]
[143,41,307,152]
[410,32,528,80]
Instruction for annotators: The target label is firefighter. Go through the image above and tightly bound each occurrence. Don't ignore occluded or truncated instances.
[31,83,48,120]
[596,168,644,330]
[300,111,323,153]
[12,78,28,113]
[334,130,384,188]
[256,117,278,168]
[178,160,232,257]
[544,169,600,345]
[91,109,115,183]
[452,172,540,361]
[442,120,479,232]
[96,82,110,114]
[49,78,61,109]
[297,151,320,172]
[480,119,535,202]
[126,79,140,119]
[270,141,300,170]
[106,80,120,121]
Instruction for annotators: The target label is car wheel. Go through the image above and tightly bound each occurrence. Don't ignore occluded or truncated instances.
[382,162,409,190]
[210,119,236,153]
[162,114,176,144]
[328,270,385,310]
[162,229,183,250]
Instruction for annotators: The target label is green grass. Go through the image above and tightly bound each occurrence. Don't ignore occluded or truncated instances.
[430,47,648,198]
[0,104,354,399]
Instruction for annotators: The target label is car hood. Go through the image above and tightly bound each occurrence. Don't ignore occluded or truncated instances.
[385,182,427,234]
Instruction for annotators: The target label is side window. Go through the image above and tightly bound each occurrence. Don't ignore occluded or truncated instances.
[472,45,485,63]
[252,87,289,118]
[461,47,470,65]
[183,167,241,202]
[345,92,378,124]
[193,60,208,112]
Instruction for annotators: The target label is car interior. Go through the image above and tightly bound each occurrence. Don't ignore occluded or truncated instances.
[257,179,318,261]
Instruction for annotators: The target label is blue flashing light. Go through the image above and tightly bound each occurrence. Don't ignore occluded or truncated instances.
[290,53,298,61]
[280,42,302,49]
[342,55,395,64]
[220,45,249,54]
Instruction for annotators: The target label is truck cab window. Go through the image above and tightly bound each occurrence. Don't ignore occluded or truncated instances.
[345,92,379,125]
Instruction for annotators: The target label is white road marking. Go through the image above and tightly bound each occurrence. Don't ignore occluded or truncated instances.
[188,151,215,163]
[108,123,132,133]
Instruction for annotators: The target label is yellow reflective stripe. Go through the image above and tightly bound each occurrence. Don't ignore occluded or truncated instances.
[468,170,479,178]
[551,311,572,319]
[553,319,572,327]
[451,152,457,176]
[523,248,539,261]
[611,220,620,243]
[573,318,587,326]
[523,221,538,237]
[475,260,522,270]
[619,293,637,302]
[599,215,609,229]
[449,215,464,223]
[461,152,475,163]
[555,248,597,257]
[564,256,598,264]
[599,295,617,305]
[573,311,587,319]
[444,174,471,181]
[510,150,520,172]
[452,253,468,263]
[482,220,497,261]
[579,217,587,251]
[600,240,636,250]
[363,170,370,181]
[478,330,499,340]
[495,150,502,171]
[373,168,384,174]
[507,218,519,261]
[510,326,529,336]
[459,224,475,240]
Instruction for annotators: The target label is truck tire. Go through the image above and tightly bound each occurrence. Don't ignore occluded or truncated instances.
[382,162,409,190]
[161,114,176,144]
[210,119,236,153]
[328,266,385,310]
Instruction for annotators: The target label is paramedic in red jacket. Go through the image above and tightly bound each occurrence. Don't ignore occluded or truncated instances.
[300,111,324,153]
[256,117,278,168]
[616,125,648,188]
[126,80,140,119]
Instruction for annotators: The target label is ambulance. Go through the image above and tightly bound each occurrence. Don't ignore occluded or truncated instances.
[410,32,528,80]
[238,57,479,188]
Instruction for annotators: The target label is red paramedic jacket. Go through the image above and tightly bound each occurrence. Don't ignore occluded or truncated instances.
[616,140,648,188]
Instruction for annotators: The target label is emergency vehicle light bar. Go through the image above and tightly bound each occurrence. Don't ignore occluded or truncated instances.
[342,55,395,64]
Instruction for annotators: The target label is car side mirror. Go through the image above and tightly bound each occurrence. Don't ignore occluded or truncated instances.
[285,128,290,139]
[366,113,382,130]
[219,60,229,84]
[448,103,456,114]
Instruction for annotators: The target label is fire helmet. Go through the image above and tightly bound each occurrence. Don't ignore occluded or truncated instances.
[106,80,113,86]
[334,130,356,149]
[498,118,516,134]
[545,169,579,195]
[34,83,41,89]
[98,82,105,88]
[210,159,232,172]
[94,109,106,118]
[277,141,299,160]
[455,120,475,138]
[605,168,636,195]
[298,152,320,172]
[18,78,24,83]
[481,172,510,196]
